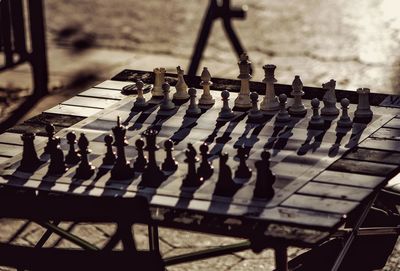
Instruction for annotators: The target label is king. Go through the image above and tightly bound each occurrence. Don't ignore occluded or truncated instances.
[234,53,252,109]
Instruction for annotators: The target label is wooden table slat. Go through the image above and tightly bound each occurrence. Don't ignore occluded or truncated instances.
[344,148,400,165]
[372,127,400,140]
[61,96,119,109]
[313,170,385,188]
[78,88,125,100]
[0,144,22,157]
[45,105,102,117]
[328,159,398,176]
[358,137,400,152]
[297,182,372,201]
[94,80,133,90]
[281,194,358,214]
[383,118,400,129]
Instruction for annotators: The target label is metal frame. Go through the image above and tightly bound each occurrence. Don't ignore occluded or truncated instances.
[188,0,247,77]
[0,0,48,132]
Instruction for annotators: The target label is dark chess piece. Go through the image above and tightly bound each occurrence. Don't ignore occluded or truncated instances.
[182,143,203,187]
[133,138,147,172]
[111,117,133,180]
[65,131,81,165]
[215,152,235,195]
[102,134,116,165]
[141,129,165,185]
[44,123,56,153]
[75,133,95,179]
[253,151,275,199]
[48,137,68,175]
[235,146,252,179]
[18,133,42,172]
[161,139,178,172]
[197,143,213,180]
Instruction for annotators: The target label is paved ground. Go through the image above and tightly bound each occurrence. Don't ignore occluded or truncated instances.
[2,0,400,270]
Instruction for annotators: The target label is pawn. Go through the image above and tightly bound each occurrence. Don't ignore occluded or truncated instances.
[182,143,202,187]
[215,152,235,194]
[48,137,68,175]
[248,92,263,121]
[159,82,175,111]
[186,87,202,116]
[102,134,116,165]
[132,80,147,109]
[133,138,147,172]
[337,98,353,128]
[275,94,291,122]
[162,139,178,172]
[75,133,95,179]
[44,123,56,153]
[235,146,252,179]
[65,131,81,165]
[197,143,213,180]
[18,133,41,172]
[219,90,235,119]
[309,98,325,128]
[173,66,190,100]
[253,151,275,199]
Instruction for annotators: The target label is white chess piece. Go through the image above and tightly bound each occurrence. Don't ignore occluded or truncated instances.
[354,88,373,119]
[337,98,353,128]
[132,80,147,108]
[186,87,202,116]
[309,98,324,127]
[288,75,307,115]
[260,64,280,111]
[199,67,215,105]
[152,67,166,97]
[234,53,252,109]
[173,66,190,100]
[219,90,235,119]
[248,92,263,120]
[159,82,175,111]
[275,94,291,122]
[321,79,339,116]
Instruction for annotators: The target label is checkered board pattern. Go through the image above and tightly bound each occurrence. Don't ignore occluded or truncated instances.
[0,89,397,219]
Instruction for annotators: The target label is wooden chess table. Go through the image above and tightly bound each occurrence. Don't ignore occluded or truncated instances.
[1,69,400,270]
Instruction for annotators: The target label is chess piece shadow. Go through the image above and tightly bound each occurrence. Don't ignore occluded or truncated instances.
[121,82,151,95]
[345,123,368,149]
[329,126,352,157]
[271,118,301,156]
[204,120,227,144]
[128,104,159,131]
[264,125,285,150]
[82,166,111,195]
[148,107,179,133]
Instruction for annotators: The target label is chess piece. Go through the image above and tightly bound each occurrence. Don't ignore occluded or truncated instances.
[275,94,291,122]
[111,117,133,180]
[132,80,147,109]
[162,139,178,172]
[248,92,263,121]
[182,143,202,187]
[321,79,339,116]
[216,153,235,193]
[337,98,353,128]
[65,131,81,165]
[234,53,252,109]
[260,64,280,111]
[75,133,95,179]
[199,67,215,105]
[173,66,190,100]
[235,146,252,179]
[186,87,201,116]
[152,67,166,97]
[219,90,235,119]
[44,123,56,153]
[309,98,325,128]
[48,137,68,175]
[354,88,373,119]
[18,133,41,172]
[102,134,116,165]
[197,143,213,180]
[254,151,275,199]
[159,82,175,111]
[133,138,147,172]
[142,129,165,186]
[288,75,307,115]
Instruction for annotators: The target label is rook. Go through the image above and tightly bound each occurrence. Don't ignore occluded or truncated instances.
[354,88,373,119]
[234,53,252,109]
[260,64,280,111]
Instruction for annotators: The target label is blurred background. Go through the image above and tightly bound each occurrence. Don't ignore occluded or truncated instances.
[1,0,400,122]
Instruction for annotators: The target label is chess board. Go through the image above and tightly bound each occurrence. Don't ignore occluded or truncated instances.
[1,74,400,232]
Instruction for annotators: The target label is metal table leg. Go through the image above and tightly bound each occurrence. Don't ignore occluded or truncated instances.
[275,246,288,271]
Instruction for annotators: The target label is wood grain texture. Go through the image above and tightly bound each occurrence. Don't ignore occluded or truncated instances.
[297,182,371,201]
[344,148,400,165]
[329,159,398,176]
[313,170,385,188]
